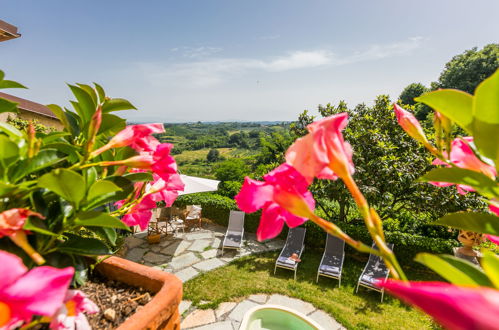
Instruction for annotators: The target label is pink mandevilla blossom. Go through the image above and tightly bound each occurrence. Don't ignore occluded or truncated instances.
[0,208,44,237]
[0,251,74,329]
[286,113,354,183]
[50,290,99,330]
[93,123,165,155]
[378,280,499,330]
[115,196,157,231]
[235,163,315,241]
[430,137,497,194]
[393,104,430,147]
[147,173,185,207]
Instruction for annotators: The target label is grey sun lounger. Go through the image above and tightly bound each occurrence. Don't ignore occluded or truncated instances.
[274,227,306,280]
[355,242,394,302]
[221,210,245,254]
[316,234,345,286]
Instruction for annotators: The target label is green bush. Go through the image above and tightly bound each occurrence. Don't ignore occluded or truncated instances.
[176,193,458,261]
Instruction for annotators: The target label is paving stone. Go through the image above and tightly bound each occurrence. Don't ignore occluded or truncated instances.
[184,232,213,240]
[228,300,259,322]
[267,294,316,315]
[215,302,237,319]
[246,233,257,241]
[162,240,192,256]
[193,258,225,272]
[246,241,267,253]
[124,236,145,249]
[190,320,233,330]
[211,237,222,248]
[133,231,148,239]
[188,240,212,252]
[160,239,175,247]
[143,252,170,264]
[124,247,147,262]
[201,249,219,259]
[181,309,216,329]
[170,253,201,270]
[264,240,284,250]
[151,245,162,253]
[175,267,199,282]
[309,309,344,329]
[179,300,192,315]
[231,321,240,330]
[248,294,268,304]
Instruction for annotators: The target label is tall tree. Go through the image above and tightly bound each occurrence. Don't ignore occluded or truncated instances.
[435,43,499,94]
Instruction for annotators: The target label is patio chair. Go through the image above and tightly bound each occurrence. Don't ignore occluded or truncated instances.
[221,210,245,254]
[355,242,394,302]
[274,227,306,280]
[316,234,345,286]
[147,208,169,236]
[182,205,202,231]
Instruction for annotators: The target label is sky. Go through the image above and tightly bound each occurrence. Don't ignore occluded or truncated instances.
[1,0,498,123]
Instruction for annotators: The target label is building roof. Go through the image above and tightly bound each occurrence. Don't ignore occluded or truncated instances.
[0,92,57,119]
[0,20,21,42]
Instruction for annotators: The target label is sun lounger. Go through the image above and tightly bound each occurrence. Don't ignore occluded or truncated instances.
[221,210,245,254]
[356,242,394,302]
[274,227,306,280]
[316,234,345,286]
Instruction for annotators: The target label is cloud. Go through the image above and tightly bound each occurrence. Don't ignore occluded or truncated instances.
[258,34,281,40]
[137,37,424,87]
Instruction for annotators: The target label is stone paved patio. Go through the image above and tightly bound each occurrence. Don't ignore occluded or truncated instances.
[122,223,285,282]
[122,223,343,329]
[180,294,345,329]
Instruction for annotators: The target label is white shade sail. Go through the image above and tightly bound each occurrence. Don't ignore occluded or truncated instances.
[178,175,220,195]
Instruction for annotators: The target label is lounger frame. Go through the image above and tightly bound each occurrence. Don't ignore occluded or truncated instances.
[316,234,345,286]
[273,227,306,280]
[221,210,245,254]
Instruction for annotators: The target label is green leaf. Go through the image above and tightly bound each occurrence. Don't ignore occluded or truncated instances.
[0,182,16,196]
[102,98,136,112]
[435,212,499,235]
[12,149,64,181]
[420,167,499,199]
[89,226,117,246]
[0,98,18,114]
[415,89,473,133]
[23,217,59,237]
[94,82,106,103]
[64,109,81,137]
[481,250,499,289]
[87,180,121,201]
[415,253,493,287]
[73,211,129,230]
[0,135,20,168]
[58,235,112,255]
[0,122,22,139]
[0,80,27,89]
[98,113,126,136]
[38,169,86,207]
[123,172,154,182]
[76,83,98,106]
[47,104,71,131]
[68,84,96,123]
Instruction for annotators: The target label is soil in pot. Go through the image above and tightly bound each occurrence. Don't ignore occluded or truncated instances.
[80,271,153,329]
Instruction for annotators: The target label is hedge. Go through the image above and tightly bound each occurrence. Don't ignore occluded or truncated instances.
[175,193,459,261]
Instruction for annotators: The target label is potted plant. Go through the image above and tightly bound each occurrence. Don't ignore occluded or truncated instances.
[0,69,184,329]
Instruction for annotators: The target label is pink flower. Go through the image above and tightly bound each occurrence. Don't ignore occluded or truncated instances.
[116,195,157,231]
[486,234,499,245]
[235,163,315,241]
[0,251,74,329]
[100,143,178,182]
[0,208,44,237]
[0,208,46,265]
[50,290,99,330]
[147,173,185,207]
[286,113,354,183]
[378,280,499,330]
[92,123,164,156]
[393,104,431,147]
[430,137,497,194]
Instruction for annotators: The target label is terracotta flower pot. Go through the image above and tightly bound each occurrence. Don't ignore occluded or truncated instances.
[96,256,182,330]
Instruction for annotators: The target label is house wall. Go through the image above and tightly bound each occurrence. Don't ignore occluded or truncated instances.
[0,110,64,131]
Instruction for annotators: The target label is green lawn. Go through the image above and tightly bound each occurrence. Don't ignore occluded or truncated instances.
[183,251,440,330]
